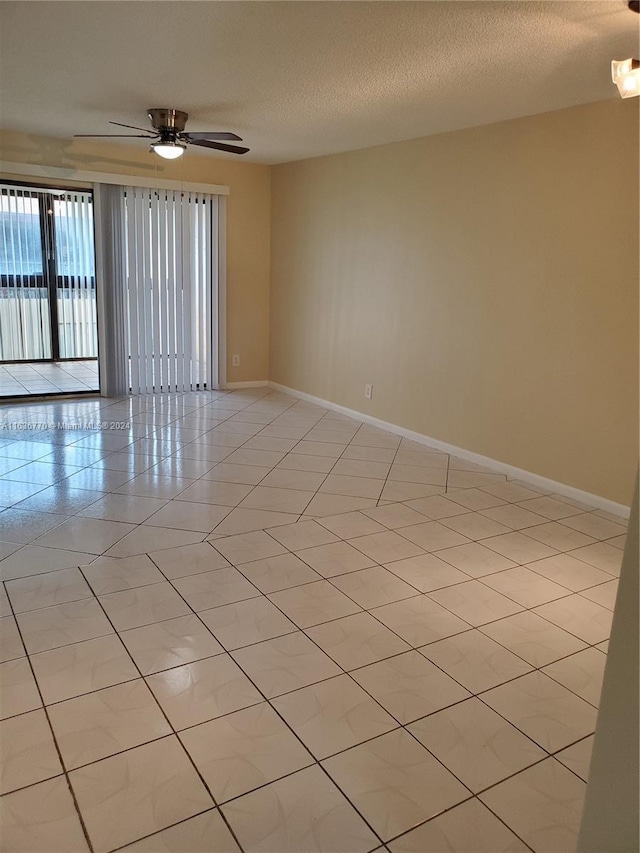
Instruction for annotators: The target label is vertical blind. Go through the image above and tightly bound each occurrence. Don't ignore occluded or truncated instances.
[122,186,217,394]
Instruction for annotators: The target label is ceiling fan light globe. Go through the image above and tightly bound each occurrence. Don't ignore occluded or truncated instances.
[152,141,186,159]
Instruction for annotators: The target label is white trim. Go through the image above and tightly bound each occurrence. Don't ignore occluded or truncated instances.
[268,381,631,519]
[93,184,108,396]
[224,380,269,389]
[0,161,229,196]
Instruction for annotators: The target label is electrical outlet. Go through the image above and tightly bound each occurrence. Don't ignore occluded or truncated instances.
[364,384,373,400]
[232,354,240,367]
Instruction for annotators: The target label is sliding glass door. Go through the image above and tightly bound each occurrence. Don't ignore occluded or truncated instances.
[0,183,97,363]
[0,187,52,360]
[54,193,97,359]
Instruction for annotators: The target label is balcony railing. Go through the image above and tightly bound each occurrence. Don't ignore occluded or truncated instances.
[0,285,98,362]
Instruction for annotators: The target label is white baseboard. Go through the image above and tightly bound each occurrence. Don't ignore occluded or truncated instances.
[223,380,269,390]
[268,381,631,519]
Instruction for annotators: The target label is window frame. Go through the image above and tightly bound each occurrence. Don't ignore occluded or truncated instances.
[0,180,96,363]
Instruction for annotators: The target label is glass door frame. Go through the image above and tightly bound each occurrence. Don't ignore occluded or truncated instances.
[0,179,97,365]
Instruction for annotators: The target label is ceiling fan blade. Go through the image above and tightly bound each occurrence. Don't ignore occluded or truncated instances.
[189,139,250,155]
[74,134,157,138]
[110,121,156,134]
[73,133,154,139]
[183,132,243,142]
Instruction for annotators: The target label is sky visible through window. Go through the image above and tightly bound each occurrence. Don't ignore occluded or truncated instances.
[0,194,42,276]
[0,192,95,279]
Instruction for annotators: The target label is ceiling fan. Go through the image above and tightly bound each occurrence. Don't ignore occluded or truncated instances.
[74,108,249,159]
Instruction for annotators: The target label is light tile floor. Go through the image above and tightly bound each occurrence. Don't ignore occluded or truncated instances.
[0,360,99,397]
[0,387,627,852]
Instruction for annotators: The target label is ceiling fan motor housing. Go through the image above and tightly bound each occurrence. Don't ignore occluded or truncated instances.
[148,108,189,134]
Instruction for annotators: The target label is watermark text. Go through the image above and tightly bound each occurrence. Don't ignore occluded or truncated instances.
[0,421,131,431]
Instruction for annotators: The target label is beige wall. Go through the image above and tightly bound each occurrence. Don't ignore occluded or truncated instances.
[270,99,639,505]
[0,130,271,383]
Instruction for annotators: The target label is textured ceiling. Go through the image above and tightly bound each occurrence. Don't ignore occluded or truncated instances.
[0,1,638,164]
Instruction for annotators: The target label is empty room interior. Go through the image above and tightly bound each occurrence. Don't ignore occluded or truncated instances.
[0,2,638,853]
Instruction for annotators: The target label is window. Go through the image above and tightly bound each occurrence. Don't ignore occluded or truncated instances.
[0,192,43,276]
[0,183,97,362]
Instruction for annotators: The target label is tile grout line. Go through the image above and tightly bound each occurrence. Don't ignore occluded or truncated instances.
[69,567,249,853]
[0,388,620,851]
[149,526,598,810]
[2,529,537,849]
[0,390,299,557]
[4,590,97,853]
